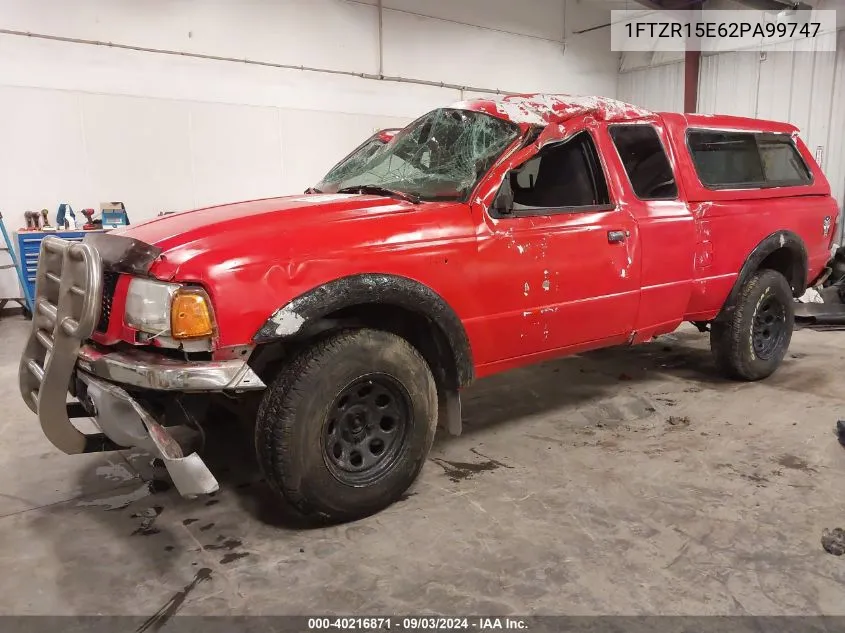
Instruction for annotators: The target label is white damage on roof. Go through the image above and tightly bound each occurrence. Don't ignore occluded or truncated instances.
[492,100,548,126]
[453,94,653,125]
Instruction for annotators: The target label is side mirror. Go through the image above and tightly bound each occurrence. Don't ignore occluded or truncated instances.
[493,175,515,217]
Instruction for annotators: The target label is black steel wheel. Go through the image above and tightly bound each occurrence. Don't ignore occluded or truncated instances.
[322,374,412,486]
[256,329,437,522]
[711,269,794,381]
[751,295,787,360]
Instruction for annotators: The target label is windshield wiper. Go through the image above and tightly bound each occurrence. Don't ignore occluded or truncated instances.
[337,184,420,204]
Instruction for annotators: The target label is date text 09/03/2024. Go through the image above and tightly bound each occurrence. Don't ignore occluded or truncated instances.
[307,617,529,630]
[625,20,822,39]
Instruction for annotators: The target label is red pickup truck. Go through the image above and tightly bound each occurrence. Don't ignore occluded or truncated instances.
[19,94,838,522]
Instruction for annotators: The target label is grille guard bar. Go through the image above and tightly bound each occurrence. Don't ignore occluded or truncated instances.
[19,236,236,497]
[18,236,104,454]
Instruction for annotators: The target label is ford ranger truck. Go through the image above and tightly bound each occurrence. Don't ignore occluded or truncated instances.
[19,95,838,522]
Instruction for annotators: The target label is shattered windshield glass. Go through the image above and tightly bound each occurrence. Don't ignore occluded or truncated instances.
[319,134,394,186]
[315,108,521,202]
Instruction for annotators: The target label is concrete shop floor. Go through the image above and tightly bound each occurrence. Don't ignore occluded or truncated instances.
[0,315,844,616]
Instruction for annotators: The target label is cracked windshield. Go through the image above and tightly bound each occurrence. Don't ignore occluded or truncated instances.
[316,108,521,202]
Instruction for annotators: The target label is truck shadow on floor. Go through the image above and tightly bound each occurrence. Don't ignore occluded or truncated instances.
[453,332,729,439]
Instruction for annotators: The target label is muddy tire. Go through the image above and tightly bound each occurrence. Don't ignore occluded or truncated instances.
[255,329,437,522]
[710,269,794,381]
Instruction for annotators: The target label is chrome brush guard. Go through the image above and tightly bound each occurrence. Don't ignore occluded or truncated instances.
[18,235,222,496]
[18,236,105,454]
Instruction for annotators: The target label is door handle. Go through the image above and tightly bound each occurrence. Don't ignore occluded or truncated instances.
[607,230,628,244]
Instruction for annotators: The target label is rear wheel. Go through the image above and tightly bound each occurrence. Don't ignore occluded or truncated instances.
[710,269,794,381]
[255,329,437,522]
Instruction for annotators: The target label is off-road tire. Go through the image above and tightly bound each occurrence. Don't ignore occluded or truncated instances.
[255,328,437,522]
[710,269,794,381]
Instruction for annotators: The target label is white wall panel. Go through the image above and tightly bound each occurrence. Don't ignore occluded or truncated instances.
[0,36,453,119]
[806,46,838,167]
[0,0,381,75]
[0,87,90,298]
[698,52,758,118]
[0,88,91,215]
[382,0,568,42]
[80,94,196,219]
[617,62,683,112]
[188,103,285,211]
[620,51,684,72]
[380,5,617,96]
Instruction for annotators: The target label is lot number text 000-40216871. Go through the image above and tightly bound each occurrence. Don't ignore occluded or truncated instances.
[306,616,530,630]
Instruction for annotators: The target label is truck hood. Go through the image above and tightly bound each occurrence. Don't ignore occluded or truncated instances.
[118,194,414,249]
[110,193,419,277]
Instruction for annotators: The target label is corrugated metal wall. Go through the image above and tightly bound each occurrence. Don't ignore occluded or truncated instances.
[618,62,685,112]
[619,31,845,236]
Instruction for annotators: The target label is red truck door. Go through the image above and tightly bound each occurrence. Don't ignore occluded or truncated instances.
[600,120,696,341]
[470,117,641,372]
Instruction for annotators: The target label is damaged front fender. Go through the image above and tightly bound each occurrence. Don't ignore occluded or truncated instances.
[253,273,474,389]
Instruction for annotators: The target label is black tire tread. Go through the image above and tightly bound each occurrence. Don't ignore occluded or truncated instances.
[710,269,793,381]
[255,328,435,519]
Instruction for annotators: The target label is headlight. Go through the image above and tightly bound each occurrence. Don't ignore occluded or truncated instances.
[125,278,179,334]
[124,278,215,339]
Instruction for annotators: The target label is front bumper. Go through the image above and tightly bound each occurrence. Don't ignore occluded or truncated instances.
[18,236,265,497]
[76,344,264,392]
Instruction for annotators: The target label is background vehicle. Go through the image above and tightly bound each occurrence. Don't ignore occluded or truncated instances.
[20,95,838,522]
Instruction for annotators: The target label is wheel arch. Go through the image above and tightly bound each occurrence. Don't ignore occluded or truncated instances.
[718,230,807,320]
[251,273,474,390]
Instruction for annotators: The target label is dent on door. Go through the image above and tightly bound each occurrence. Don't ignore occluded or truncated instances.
[472,120,640,371]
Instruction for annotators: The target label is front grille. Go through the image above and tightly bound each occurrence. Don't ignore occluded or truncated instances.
[96,271,120,333]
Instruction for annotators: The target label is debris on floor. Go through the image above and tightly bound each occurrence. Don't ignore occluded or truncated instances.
[666,415,691,428]
[430,450,512,483]
[821,528,845,556]
[836,420,845,446]
[131,506,164,536]
[798,287,824,303]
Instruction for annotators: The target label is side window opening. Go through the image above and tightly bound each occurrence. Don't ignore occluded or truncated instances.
[510,132,610,212]
[609,125,678,200]
[757,133,813,184]
[687,129,812,189]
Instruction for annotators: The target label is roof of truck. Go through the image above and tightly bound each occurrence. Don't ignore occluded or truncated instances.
[452,94,654,126]
[452,94,801,135]
[681,113,799,135]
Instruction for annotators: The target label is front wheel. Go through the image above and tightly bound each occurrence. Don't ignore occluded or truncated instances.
[255,329,437,522]
[710,269,794,381]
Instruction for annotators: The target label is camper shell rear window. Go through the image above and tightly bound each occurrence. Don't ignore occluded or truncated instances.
[686,129,812,190]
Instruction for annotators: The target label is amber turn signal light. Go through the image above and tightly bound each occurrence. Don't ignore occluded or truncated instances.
[170,291,214,339]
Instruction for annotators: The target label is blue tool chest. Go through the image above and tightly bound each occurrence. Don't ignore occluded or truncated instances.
[15,230,107,302]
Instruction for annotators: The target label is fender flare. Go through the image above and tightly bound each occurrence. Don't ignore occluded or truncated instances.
[719,230,808,319]
[253,273,474,388]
